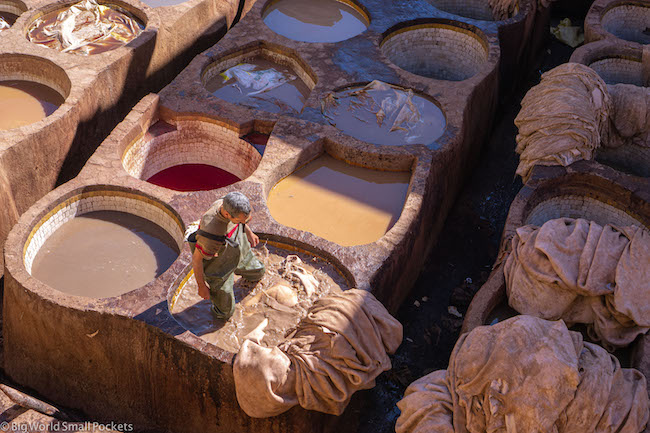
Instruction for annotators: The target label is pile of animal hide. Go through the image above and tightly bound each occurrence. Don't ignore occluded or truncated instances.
[396,315,649,433]
[27,0,142,55]
[234,289,402,417]
[504,218,650,350]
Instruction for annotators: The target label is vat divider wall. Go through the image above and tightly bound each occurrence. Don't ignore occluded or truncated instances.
[3,0,557,431]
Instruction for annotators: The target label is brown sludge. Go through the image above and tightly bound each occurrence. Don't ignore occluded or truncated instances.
[31,211,179,298]
[0,80,65,131]
[171,243,349,353]
[267,154,410,246]
[27,0,143,55]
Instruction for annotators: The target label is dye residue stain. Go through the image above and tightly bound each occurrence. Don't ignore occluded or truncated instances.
[31,211,179,298]
[267,154,410,246]
[0,80,64,131]
[322,81,446,147]
[171,244,347,353]
[262,0,368,43]
[147,164,241,191]
[205,58,309,114]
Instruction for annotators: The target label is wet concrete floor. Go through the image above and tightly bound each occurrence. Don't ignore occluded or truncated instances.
[171,243,348,353]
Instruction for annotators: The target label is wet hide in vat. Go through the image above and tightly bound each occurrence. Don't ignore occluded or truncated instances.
[605,84,650,149]
[395,316,649,433]
[233,289,403,417]
[27,0,142,55]
[503,218,650,350]
[514,64,611,182]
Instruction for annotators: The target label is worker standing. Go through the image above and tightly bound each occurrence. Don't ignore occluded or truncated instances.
[188,192,265,319]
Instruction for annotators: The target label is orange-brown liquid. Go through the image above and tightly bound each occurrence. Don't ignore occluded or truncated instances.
[31,211,179,298]
[0,80,64,131]
[267,154,410,246]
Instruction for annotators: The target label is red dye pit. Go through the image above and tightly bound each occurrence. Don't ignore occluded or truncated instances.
[147,164,240,191]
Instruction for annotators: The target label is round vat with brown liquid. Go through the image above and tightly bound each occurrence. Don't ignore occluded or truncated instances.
[601,3,650,45]
[262,0,369,43]
[0,80,65,131]
[27,1,145,55]
[322,81,446,147]
[24,189,183,299]
[122,119,261,191]
[267,154,410,246]
[381,21,489,81]
[170,241,351,353]
[203,53,314,114]
[0,54,70,131]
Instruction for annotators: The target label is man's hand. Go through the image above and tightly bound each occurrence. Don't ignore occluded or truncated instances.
[245,224,260,247]
[198,282,211,300]
[247,231,260,247]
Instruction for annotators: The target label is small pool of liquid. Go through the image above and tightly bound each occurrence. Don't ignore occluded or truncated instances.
[204,58,309,114]
[323,81,446,147]
[147,164,241,191]
[31,211,179,298]
[267,154,410,246]
[0,80,64,131]
[171,244,348,353]
[263,0,368,43]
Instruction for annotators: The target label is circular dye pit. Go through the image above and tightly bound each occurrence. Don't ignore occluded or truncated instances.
[526,195,646,229]
[429,0,518,21]
[24,191,183,298]
[262,0,369,43]
[203,57,311,114]
[122,120,261,191]
[322,81,445,146]
[27,1,144,55]
[601,4,650,44]
[0,80,65,130]
[171,242,350,352]
[381,22,489,81]
[589,56,645,86]
[0,0,25,31]
[267,154,410,246]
